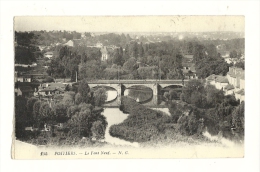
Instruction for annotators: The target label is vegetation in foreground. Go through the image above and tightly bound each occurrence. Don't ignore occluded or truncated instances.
[15,80,108,146]
[110,86,244,146]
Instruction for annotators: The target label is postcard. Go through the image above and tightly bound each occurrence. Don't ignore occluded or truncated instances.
[12,16,245,159]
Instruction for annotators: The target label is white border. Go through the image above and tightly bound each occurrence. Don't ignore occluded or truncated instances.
[1,1,259,172]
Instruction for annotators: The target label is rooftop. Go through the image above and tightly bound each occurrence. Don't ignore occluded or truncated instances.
[44,52,53,55]
[236,89,244,95]
[206,74,218,81]
[224,84,235,90]
[184,54,194,59]
[215,76,229,83]
[19,86,34,92]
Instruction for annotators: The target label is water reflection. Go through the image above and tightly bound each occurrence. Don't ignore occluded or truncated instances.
[92,87,118,103]
[106,90,117,102]
[124,86,153,103]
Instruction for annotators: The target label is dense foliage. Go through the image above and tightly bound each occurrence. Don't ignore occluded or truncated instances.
[110,97,172,142]
[15,81,108,145]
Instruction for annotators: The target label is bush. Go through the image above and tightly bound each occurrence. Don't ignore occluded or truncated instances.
[43,76,54,83]
[109,96,172,142]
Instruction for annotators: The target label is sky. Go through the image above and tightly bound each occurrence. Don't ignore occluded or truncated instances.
[15,16,244,33]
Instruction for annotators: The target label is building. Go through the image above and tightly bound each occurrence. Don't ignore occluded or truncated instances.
[206,67,245,103]
[44,52,54,59]
[219,51,230,58]
[182,63,197,79]
[64,39,83,47]
[64,40,74,47]
[100,46,109,61]
[235,89,244,102]
[38,82,66,97]
[206,74,229,90]
[223,84,235,95]
[16,74,32,82]
[181,54,197,79]
[227,67,244,89]
[214,76,229,90]
[96,42,103,48]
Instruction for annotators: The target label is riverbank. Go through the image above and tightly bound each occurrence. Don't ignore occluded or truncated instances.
[110,96,243,148]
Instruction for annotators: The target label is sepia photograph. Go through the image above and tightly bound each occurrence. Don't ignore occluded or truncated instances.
[12,16,246,159]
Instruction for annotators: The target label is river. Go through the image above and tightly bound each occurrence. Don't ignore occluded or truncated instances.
[102,90,170,147]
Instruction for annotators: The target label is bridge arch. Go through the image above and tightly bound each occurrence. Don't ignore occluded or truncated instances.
[123,83,158,95]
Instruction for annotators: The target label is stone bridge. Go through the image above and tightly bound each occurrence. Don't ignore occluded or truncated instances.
[87,80,187,105]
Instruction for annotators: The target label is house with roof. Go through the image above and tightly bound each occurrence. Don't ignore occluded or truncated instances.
[184,54,194,59]
[205,74,217,85]
[64,39,83,47]
[227,67,245,103]
[235,89,244,102]
[182,62,197,79]
[223,84,235,95]
[101,46,109,61]
[64,40,74,47]
[227,67,244,90]
[206,74,228,90]
[215,76,229,90]
[219,51,230,58]
[16,74,32,82]
[44,52,54,59]
[206,67,245,103]
[181,54,197,79]
[206,74,229,90]
[38,82,66,97]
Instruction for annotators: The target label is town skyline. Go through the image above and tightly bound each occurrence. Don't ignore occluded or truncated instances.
[14,16,245,33]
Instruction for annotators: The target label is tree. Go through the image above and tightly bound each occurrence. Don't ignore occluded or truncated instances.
[188,114,198,135]
[112,49,124,66]
[62,91,75,106]
[195,58,229,78]
[163,92,170,101]
[91,120,106,140]
[53,103,68,123]
[93,88,107,107]
[190,91,203,107]
[38,102,54,124]
[206,85,225,107]
[68,109,92,137]
[235,61,245,70]
[67,105,80,118]
[138,42,144,57]
[77,79,91,104]
[47,56,66,79]
[193,44,207,63]
[206,44,218,58]
[123,57,137,72]
[169,90,178,100]
[231,101,244,134]
[79,60,103,80]
[33,100,42,119]
[27,97,38,114]
[182,79,204,104]
[137,66,158,79]
[15,96,28,122]
[230,50,238,58]
[131,42,138,58]
[187,42,194,54]
[75,93,83,105]
[43,76,55,83]
[15,46,35,64]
